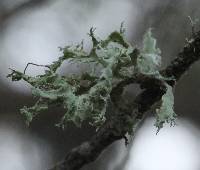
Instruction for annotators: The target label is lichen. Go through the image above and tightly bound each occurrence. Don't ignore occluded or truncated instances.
[154,84,177,133]
[7,26,176,132]
[136,28,161,74]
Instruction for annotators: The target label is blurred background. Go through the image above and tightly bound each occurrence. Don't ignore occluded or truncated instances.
[0,0,200,170]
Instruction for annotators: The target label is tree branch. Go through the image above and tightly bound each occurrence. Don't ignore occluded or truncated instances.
[48,30,200,170]
[161,30,200,84]
[49,77,166,170]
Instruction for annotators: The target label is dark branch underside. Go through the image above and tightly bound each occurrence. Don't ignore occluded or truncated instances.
[48,31,200,170]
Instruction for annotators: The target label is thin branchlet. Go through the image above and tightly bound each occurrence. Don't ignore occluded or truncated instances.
[23,62,50,74]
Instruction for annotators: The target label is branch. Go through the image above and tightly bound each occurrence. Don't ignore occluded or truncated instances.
[23,62,50,74]
[49,76,166,170]
[161,30,200,84]
[48,30,200,170]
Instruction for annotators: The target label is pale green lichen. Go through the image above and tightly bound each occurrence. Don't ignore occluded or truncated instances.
[136,28,161,74]
[8,26,177,132]
[8,26,135,129]
[155,84,177,132]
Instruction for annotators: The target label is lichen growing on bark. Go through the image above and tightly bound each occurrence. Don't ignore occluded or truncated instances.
[7,26,176,131]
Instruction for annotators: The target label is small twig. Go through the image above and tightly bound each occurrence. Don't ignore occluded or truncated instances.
[88,27,99,47]
[123,135,129,146]
[24,62,50,74]
[120,21,126,34]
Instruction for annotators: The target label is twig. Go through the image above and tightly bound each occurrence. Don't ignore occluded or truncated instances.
[24,62,50,74]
